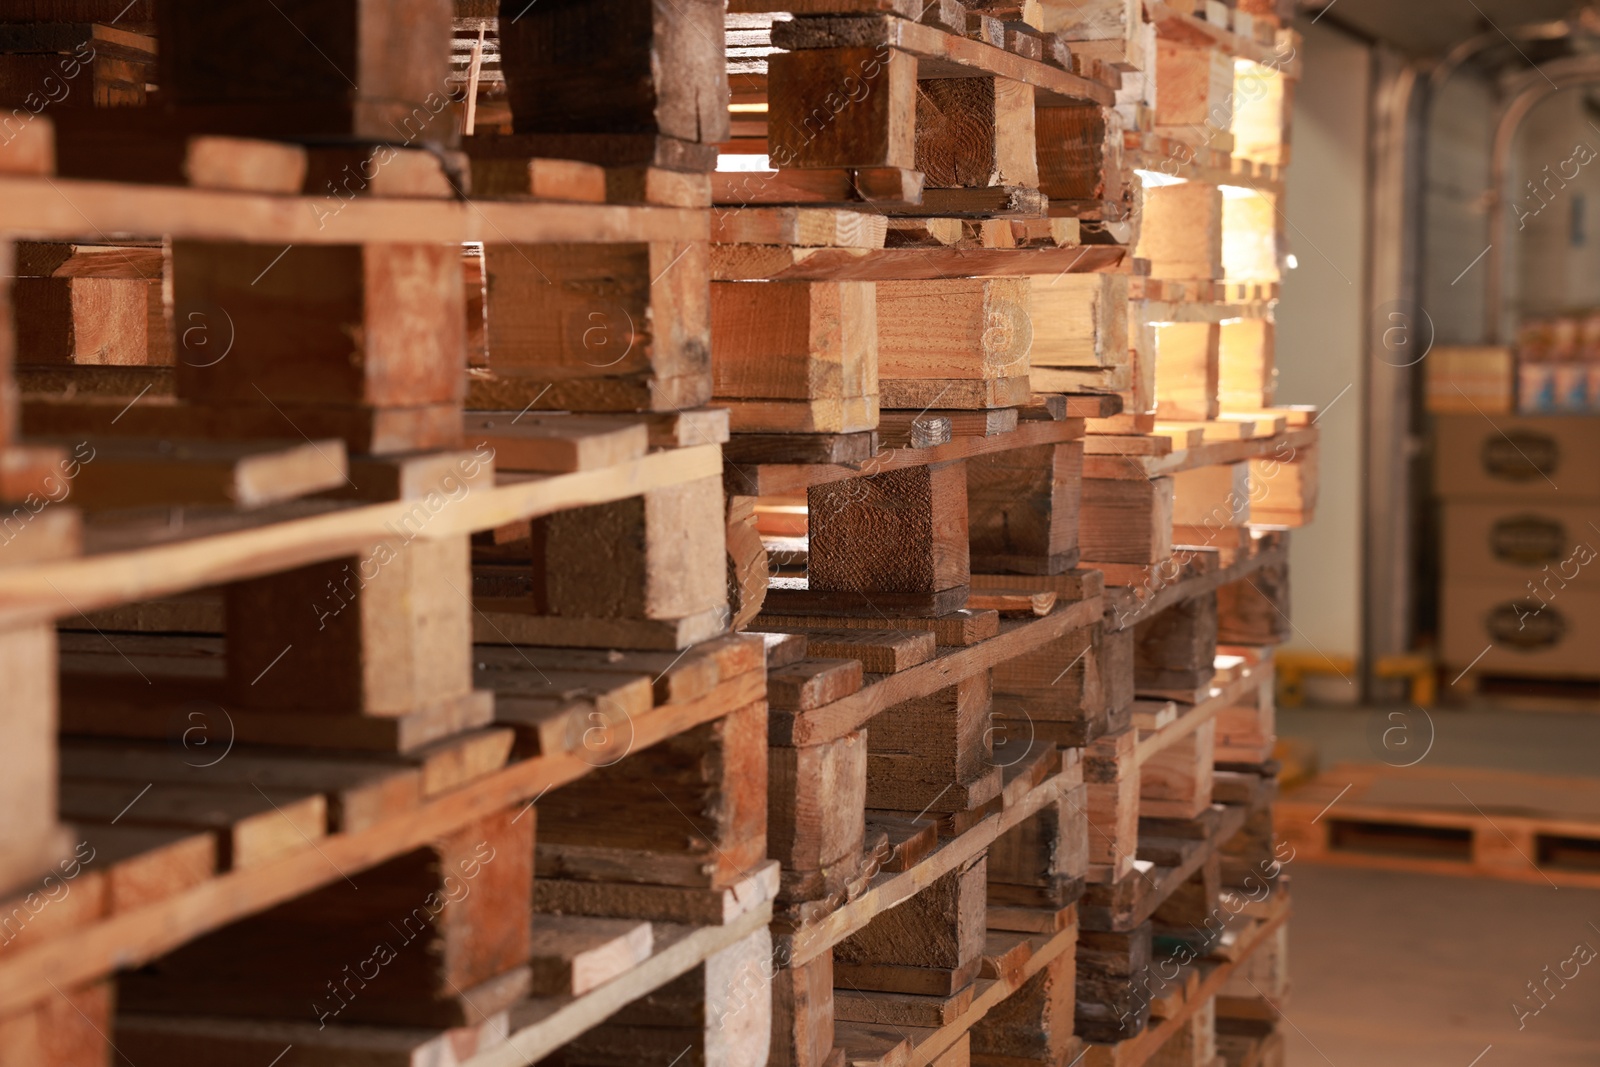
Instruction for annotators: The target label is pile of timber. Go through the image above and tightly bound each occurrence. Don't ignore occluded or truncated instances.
[0,0,1310,1065]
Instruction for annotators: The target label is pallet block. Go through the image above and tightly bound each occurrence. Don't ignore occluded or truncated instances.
[1135,593,1219,692]
[834,855,987,995]
[1213,681,1275,765]
[1151,850,1223,955]
[1075,920,1152,1042]
[1230,59,1293,167]
[549,925,773,1067]
[227,534,474,721]
[1219,799,1278,888]
[1223,189,1281,284]
[772,947,836,1067]
[535,699,767,895]
[767,46,918,170]
[988,784,1089,911]
[866,673,997,816]
[118,803,534,1027]
[0,978,112,1067]
[970,949,1077,1065]
[877,278,1033,409]
[1040,0,1143,71]
[1141,719,1217,820]
[13,242,162,367]
[769,731,868,902]
[1148,996,1218,1067]
[915,76,1038,189]
[0,22,153,109]
[1136,184,1223,281]
[1218,319,1274,411]
[1081,477,1175,566]
[711,279,878,434]
[804,460,970,615]
[498,0,729,146]
[1154,322,1221,421]
[1152,38,1234,135]
[968,440,1083,575]
[476,477,728,649]
[0,626,65,899]
[170,242,466,448]
[475,241,712,413]
[1030,273,1129,371]
[1217,562,1290,646]
[1247,445,1316,527]
[1173,463,1250,530]
[1036,102,1124,204]
[992,623,1109,747]
[1085,726,1138,884]
[158,0,454,140]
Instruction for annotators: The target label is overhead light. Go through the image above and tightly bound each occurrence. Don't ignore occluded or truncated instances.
[1219,184,1258,199]
[1134,168,1186,188]
[1286,254,1300,269]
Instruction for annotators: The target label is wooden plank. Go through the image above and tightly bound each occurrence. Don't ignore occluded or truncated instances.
[0,176,708,245]
[462,413,649,473]
[58,781,325,871]
[499,0,728,143]
[54,437,349,509]
[709,242,1126,281]
[526,915,653,997]
[0,445,723,631]
[771,595,1102,745]
[767,13,1113,106]
[732,418,1082,497]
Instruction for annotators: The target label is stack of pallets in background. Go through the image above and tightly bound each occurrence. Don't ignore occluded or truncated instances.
[0,0,1311,1065]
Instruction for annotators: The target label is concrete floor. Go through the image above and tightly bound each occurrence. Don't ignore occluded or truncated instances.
[1282,865,1600,1066]
[1275,706,1600,1065]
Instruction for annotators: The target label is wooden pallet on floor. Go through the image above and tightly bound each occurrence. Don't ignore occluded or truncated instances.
[1278,763,1600,890]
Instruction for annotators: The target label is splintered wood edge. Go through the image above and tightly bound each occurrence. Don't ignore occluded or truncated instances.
[0,445,722,630]
[462,905,773,1067]
[0,667,767,1017]
[0,176,708,245]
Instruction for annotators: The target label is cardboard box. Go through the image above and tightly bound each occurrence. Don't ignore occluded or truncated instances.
[1441,501,1600,589]
[1441,579,1600,678]
[1434,414,1600,501]
[1424,346,1513,414]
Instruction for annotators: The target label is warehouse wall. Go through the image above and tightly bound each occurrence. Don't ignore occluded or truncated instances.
[1510,87,1600,320]
[1276,20,1370,681]
[1423,72,1495,342]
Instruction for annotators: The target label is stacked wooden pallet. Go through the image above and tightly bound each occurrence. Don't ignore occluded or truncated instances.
[0,1,777,1065]
[706,0,1308,1066]
[0,0,1313,1065]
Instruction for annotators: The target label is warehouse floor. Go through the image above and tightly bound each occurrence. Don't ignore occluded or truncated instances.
[1284,865,1600,1066]
[1279,706,1600,1065]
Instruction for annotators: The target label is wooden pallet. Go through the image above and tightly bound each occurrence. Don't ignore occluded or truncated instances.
[1081,892,1291,1067]
[1278,763,1600,890]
